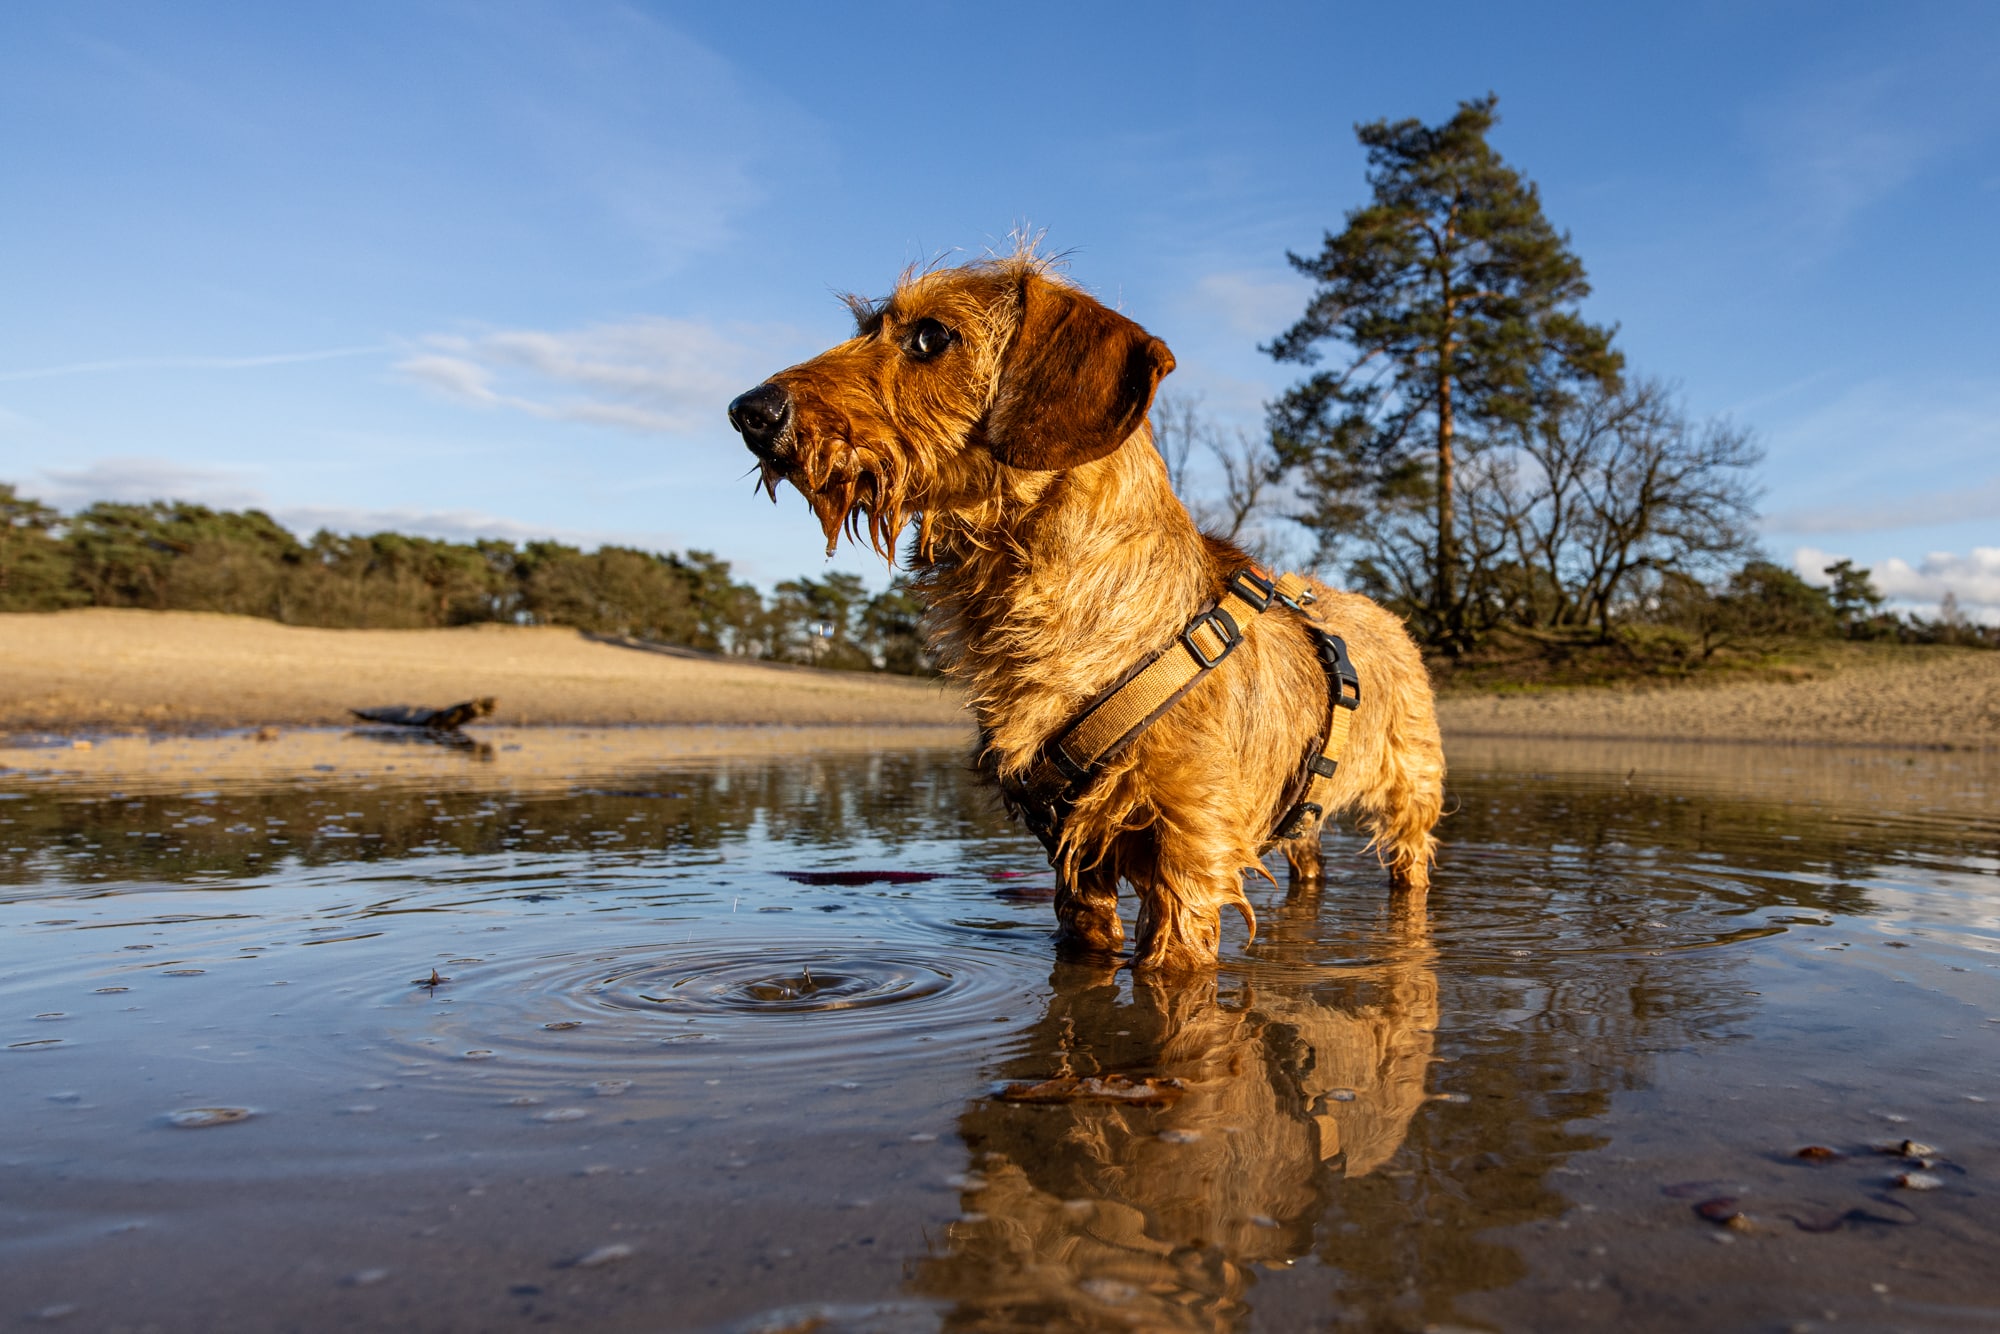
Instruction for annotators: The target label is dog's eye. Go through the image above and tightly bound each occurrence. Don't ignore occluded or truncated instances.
[902,318,955,362]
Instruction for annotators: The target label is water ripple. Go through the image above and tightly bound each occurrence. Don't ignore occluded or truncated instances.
[349,936,1039,1094]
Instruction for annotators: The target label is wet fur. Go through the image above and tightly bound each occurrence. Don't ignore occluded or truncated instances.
[744,254,1444,970]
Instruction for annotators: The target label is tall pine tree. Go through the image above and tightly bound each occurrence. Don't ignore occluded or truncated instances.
[1267,95,1621,652]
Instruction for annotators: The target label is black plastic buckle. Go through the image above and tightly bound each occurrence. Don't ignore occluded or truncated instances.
[1042,741,1091,790]
[1182,605,1242,669]
[1314,632,1362,709]
[1333,673,1361,710]
[1226,568,1274,612]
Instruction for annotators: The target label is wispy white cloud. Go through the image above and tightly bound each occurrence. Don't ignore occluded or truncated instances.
[1768,475,2000,535]
[468,5,831,274]
[1748,41,2000,261]
[36,456,265,510]
[398,318,801,436]
[1760,379,2000,533]
[0,346,386,384]
[24,456,679,551]
[1794,544,2000,623]
[1189,269,1315,341]
[1755,69,1937,243]
[24,455,678,549]
[268,504,668,550]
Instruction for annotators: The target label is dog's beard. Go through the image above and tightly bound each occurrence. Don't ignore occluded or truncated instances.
[764,439,921,560]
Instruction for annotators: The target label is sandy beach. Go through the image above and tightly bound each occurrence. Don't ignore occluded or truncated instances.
[3,608,1996,751]
[1436,647,2000,750]
[0,608,967,732]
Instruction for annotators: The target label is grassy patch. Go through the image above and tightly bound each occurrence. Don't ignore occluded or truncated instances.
[1428,633,1981,695]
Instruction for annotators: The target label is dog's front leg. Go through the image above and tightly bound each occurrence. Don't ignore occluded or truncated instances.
[1131,874,1229,972]
[1130,837,1255,973]
[1053,865,1123,957]
[1282,833,1324,896]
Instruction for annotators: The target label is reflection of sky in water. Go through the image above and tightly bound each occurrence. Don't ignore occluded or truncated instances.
[1,739,1997,1332]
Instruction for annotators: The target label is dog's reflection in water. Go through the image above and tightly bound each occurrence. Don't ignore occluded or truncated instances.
[913,918,1437,1331]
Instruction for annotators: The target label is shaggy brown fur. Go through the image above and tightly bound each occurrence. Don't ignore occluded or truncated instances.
[729,253,1445,969]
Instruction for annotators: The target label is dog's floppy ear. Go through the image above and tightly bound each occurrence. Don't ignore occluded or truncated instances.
[984,275,1176,471]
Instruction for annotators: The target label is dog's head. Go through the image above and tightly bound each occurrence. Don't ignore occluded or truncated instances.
[727,257,1175,557]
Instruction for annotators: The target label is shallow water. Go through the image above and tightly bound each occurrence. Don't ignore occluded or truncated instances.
[2,733,1996,1332]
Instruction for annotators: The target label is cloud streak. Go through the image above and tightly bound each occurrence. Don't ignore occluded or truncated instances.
[1767,475,2000,535]
[36,456,266,510]
[268,504,668,550]
[0,346,386,384]
[399,317,800,437]
[1190,269,1314,340]
[23,456,677,552]
[1747,40,2000,261]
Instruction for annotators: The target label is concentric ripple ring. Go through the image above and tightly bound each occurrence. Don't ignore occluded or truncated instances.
[344,937,1037,1095]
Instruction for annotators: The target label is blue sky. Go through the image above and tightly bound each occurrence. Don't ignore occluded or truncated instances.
[3,1,1997,617]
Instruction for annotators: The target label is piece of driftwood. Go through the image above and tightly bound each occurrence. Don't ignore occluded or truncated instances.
[349,696,496,732]
[995,1075,1187,1107]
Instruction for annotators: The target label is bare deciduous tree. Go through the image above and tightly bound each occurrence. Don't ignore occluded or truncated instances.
[1470,378,1762,639]
[1151,392,1202,497]
[1150,393,1295,566]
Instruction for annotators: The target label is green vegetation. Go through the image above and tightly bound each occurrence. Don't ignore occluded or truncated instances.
[1267,94,1623,653]
[1241,94,1990,672]
[0,482,932,673]
[1434,558,1994,692]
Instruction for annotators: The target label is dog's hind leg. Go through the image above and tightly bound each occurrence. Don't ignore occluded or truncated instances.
[1053,864,1123,957]
[1353,740,1444,903]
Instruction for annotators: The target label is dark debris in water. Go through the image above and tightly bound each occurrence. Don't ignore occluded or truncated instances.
[778,870,939,887]
[1693,1196,1743,1225]
[1661,1179,1742,1199]
[1782,1206,1850,1234]
[996,1075,1187,1108]
[991,883,1056,903]
[568,788,685,798]
[165,1107,253,1129]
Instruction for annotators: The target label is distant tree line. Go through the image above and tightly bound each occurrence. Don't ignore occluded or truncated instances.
[1156,94,1992,661]
[0,483,932,673]
[1645,557,1996,654]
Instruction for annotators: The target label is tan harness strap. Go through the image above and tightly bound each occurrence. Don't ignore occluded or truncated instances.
[1008,566,1363,860]
[1048,573,1274,779]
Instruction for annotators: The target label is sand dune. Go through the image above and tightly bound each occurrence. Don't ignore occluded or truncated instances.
[0,608,966,732]
[1436,649,1999,750]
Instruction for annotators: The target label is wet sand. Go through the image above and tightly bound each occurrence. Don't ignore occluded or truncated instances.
[0,723,973,794]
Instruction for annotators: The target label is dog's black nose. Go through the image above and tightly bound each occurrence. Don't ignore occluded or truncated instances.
[728,383,792,452]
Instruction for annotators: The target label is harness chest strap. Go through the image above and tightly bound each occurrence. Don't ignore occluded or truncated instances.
[1269,624,1361,839]
[1016,566,1361,853]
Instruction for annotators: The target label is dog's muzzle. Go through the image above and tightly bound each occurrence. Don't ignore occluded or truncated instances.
[728,383,793,459]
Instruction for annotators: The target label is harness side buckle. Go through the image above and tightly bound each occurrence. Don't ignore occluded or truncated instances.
[1313,631,1362,709]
